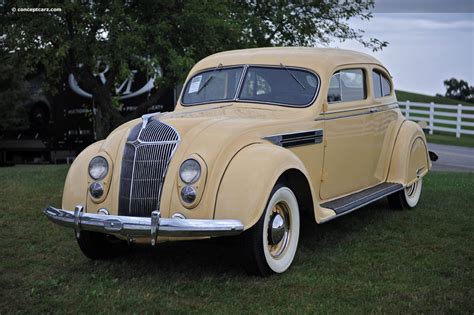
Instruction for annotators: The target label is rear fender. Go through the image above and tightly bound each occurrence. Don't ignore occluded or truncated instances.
[387,120,430,186]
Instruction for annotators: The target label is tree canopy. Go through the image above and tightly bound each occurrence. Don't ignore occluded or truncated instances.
[1,0,386,138]
[443,78,474,103]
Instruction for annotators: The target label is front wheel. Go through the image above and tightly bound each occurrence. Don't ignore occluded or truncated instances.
[76,231,132,259]
[242,184,300,276]
[388,178,423,210]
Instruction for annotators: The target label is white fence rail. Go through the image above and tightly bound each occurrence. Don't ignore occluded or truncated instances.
[398,101,474,138]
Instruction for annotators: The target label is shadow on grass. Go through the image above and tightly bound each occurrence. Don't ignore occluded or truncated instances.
[70,198,396,280]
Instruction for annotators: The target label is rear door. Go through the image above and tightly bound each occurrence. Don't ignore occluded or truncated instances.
[370,67,400,181]
[320,67,381,200]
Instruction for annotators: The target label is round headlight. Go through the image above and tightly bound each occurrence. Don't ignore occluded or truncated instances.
[88,156,109,180]
[179,159,201,184]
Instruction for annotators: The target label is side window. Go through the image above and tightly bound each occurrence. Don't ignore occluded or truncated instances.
[372,71,382,98]
[381,75,391,96]
[372,70,392,98]
[328,69,366,103]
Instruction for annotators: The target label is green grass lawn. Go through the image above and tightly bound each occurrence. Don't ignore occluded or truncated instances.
[1,165,473,313]
[427,132,474,148]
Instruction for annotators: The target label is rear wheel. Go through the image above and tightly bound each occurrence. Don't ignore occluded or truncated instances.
[242,184,300,276]
[76,231,131,259]
[388,178,423,210]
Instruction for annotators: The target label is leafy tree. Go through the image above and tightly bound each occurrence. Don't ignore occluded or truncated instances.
[0,53,30,131]
[1,0,386,139]
[443,78,474,103]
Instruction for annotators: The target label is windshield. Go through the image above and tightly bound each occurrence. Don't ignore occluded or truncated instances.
[181,65,319,107]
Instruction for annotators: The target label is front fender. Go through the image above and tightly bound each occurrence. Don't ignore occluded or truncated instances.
[61,141,105,211]
[387,120,431,186]
[214,144,309,230]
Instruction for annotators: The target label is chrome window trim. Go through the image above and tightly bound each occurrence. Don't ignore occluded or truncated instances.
[371,66,393,98]
[373,69,392,99]
[180,64,321,108]
[234,64,249,101]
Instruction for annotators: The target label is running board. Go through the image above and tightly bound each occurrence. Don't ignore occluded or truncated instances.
[321,183,403,218]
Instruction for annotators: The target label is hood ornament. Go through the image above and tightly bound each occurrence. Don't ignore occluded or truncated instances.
[141,113,160,129]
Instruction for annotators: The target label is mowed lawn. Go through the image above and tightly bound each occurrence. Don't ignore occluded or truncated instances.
[0,165,473,313]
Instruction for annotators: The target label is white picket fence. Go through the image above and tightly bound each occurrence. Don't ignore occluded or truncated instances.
[398,101,474,138]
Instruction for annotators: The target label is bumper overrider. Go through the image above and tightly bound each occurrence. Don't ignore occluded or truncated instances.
[43,205,244,245]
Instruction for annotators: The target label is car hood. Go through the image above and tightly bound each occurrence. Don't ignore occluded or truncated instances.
[160,104,294,162]
[100,103,310,172]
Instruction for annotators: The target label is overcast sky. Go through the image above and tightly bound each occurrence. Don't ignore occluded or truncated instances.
[328,1,473,96]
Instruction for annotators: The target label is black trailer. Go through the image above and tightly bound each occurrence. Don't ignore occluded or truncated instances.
[0,71,176,165]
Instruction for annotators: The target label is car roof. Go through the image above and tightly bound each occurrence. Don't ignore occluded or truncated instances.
[191,47,385,76]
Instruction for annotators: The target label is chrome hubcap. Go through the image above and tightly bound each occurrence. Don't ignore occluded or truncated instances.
[267,201,290,258]
[269,213,285,245]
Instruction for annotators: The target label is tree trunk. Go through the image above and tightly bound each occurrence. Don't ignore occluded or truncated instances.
[93,89,124,140]
[72,67,124,140]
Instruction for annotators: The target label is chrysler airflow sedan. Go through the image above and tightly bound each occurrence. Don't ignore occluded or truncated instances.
[44,48,435,276]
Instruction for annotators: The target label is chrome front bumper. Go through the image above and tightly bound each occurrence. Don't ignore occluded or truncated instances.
[44,205,244,245]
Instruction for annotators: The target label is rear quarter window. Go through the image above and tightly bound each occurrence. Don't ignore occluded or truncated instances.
[372,70,392,98]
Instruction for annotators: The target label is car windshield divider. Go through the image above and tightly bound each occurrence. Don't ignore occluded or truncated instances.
[197,63,223,95]
[280,63,306,90]
[234,64,249,101]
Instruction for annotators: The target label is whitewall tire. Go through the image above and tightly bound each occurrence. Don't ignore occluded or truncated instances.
[404,179,422,208]
[388,178,423,210]
[242,184,300,276]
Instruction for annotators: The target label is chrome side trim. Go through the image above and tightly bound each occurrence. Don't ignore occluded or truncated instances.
[264,129,323,148]
[317,102,399,121]
[44,206,244,242]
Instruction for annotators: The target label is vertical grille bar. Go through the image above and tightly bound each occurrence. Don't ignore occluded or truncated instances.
[118,119,180,217]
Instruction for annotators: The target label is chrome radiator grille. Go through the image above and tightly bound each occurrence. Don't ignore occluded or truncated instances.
[118,119,179,217]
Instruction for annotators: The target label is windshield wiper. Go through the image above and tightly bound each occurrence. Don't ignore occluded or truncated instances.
[280,63,306,90]
[197,63,222,94]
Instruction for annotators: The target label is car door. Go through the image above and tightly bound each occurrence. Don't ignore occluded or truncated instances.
[320,67,382,200]
[370,67,401,182]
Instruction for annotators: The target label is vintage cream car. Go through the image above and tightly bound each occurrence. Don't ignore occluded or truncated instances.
[44,47,434,276]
